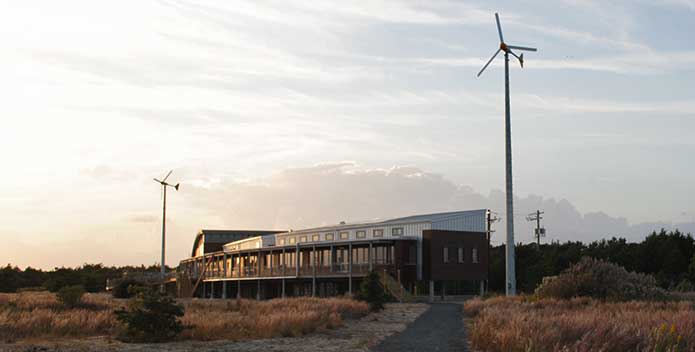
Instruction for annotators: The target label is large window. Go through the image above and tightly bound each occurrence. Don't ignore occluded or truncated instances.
[279,239,285,246]
[373,229,384,237]
[443,247,449,263]
[356,230,366,239]
[472,248,479,263]
[392,227,404,236]
[325,233,334,241]
[339,232,349,240]
[299,236,307,243]
[289,237,296,245]
[312,234,320,242]
[458,247,465,263]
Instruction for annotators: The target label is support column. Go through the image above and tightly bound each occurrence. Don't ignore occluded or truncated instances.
[282,278,286,298]
[269,250,273,276]
[295,244,300,277]
[480,280,485,296]
[209,281,213,299]
[368,241,373,271]
[312,245,316,297]
[222,280,227,299]
[441,281,446,301]
[237,254,241,299]
[257,280,261,300]
[429,280,434,303]
[348,243,353,295]
[222,254,227,299]
[330,245,335,273]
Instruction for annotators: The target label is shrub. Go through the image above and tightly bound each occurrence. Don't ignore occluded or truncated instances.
[674,279,695,293]
[56,285,85,308]
[114,288,184,342]
[535,257,666,301]
[356,271,388,311]
[111,279,144,299]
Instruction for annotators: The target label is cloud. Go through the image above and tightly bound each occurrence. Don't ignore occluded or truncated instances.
[128,214,159,223]
[184,163,692,244]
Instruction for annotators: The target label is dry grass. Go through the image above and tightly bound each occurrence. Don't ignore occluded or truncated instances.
[464,295,695,352]
[0,292,368,343]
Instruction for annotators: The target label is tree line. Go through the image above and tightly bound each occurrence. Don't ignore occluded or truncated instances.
[488,229,695,293]
[0,263,170,293]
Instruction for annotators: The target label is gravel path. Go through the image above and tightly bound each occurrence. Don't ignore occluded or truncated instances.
[372,303,468,352]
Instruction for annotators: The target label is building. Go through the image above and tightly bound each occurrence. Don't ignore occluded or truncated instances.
[178,209,491,300]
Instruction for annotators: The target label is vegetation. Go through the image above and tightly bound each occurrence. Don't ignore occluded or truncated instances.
[464,296,693,352]
[0,291,368,343]
[56,285,85,308]
[488,229,695,293]
[356,270,388,311]
[535,257,666,301]
[111,278,145,299]
[114,288,185,342]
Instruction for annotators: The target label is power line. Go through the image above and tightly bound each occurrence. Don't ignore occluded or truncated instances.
[526,210,545,246]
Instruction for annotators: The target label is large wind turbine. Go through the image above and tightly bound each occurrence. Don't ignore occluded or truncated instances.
[477,13,537,296]
[154,170,179,292]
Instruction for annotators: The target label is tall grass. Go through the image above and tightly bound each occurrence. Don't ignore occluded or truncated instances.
[0,292,368,343]
[464,296,695,352]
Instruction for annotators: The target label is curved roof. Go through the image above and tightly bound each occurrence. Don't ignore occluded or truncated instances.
[191,229,284,257]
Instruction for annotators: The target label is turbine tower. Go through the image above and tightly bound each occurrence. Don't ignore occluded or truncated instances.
[154,170,179,292]
[477,12,537,296]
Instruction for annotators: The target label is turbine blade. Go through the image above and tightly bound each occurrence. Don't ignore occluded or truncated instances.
[506,45,537,52]
[495,13,504,43]
[162,170,173,182]
[153,178,162,183]
[477,48,501,77]
[508,50,524,68]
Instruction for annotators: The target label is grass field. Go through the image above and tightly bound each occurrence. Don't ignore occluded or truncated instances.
[0,292,369,343]
[464,295,695,352]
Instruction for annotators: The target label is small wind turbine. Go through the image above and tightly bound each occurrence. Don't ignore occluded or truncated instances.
[477,13,537,296]
[154,170,179,292]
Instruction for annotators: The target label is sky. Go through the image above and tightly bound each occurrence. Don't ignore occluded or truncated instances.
[1,0,694,269]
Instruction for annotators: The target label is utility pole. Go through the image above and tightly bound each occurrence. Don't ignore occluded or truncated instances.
[486,210,500,293]
[526,210,545,246]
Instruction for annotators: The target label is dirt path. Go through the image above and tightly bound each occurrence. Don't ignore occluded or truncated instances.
[372,303,468,352]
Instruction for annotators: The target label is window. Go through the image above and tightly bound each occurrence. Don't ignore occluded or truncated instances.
[339,232,349,240]
[312,234,320,242]
[279,239,285,246]
[392,227,404,236]
[299,236,307,243]
[325,233,334,241]
[373,229,384,237]
[458,248,464,263]
[356,230,366,239]
[443,247,449,263]
[472,248,479,263]
[289,237,296,245]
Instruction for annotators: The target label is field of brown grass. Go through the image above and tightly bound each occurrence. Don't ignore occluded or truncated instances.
[0,292,369,343]
[464,295,695,352]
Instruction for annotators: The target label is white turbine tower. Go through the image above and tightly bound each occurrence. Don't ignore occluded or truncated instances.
[477,13,537,296]
[154,170,179,292]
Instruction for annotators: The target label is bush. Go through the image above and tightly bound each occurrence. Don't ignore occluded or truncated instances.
[535,257,666,301]
[674,279,695,292]
[356,271,388,311]
[115,288,184,342]
[57,285,85,308]
[112,279,144,299]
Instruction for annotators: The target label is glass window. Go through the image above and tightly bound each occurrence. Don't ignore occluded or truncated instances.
[472,248,478,263]
[312,234,320,242]
[339,232,349,240]
[356,230,366,239]
[458,248,464,263]
[443,247,449,263]
[289,237,296,245]
[392,227,403,236]
[299,236,307,243]
[373,229,384,237]
[325,233,334,241]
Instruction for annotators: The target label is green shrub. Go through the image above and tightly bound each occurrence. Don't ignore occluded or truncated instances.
[112,279,144,299]
[57,285,85,308]
[114,287,184,342]
[535,257,666,301]
[356,271,388,311]
[674,279,695,293]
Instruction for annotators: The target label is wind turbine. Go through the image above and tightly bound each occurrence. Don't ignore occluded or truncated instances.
[477,13,537,296]
[154,170,179,292]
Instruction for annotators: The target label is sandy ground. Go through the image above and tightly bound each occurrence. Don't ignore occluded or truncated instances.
[0,303,429,352]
